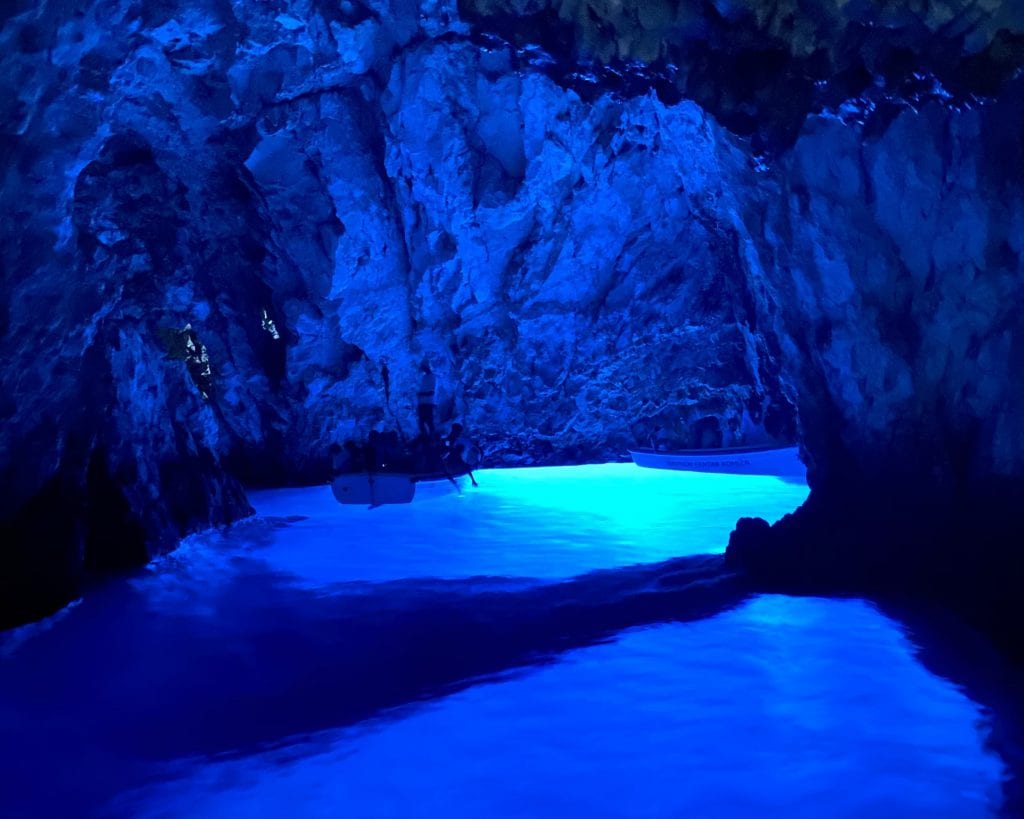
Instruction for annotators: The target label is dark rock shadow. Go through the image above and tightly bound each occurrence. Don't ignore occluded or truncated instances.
[0,553,748,817]
[873,598,1024,819]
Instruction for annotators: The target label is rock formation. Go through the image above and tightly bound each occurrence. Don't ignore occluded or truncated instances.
[726,79,1024,654]
[1,0,1023,632]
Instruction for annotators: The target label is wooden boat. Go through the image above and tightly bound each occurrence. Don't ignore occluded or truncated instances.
[628,443,804,477]
[331,471,467,506]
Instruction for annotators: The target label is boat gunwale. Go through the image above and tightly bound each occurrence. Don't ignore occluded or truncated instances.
[628,443,797,457]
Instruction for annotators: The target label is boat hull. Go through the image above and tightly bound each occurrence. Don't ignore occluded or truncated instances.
[628,445,805,477]
[331,472,466,505]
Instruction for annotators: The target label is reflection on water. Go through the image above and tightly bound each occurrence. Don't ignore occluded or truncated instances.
[0,465,1006,817]
[111,596,1004,819]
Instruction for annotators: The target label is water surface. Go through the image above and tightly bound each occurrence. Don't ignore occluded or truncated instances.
[0,465,1005,817]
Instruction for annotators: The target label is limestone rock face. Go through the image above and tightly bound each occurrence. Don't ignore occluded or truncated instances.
[745,89,1024,494]
[723,85,1024,650]
[1,0,1023,627]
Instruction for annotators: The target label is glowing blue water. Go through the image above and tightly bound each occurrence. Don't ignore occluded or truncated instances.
[0,465,1005,817]
[217,463,810,585]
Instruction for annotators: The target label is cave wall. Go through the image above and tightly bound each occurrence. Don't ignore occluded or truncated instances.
[2,0,1023,627]
[724,84,1024,648]
[744,89,1024,493]
[254,47,788,468]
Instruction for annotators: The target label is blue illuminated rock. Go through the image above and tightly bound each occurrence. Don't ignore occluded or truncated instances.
[1,0,1023,629]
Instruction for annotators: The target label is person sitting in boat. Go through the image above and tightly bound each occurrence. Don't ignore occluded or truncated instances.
[385,429,417,471]
[723,415,742,447]
[329,440,363,476]
[367,431,403,475]
[739,406,772,445]
[410,430,463,491]
[329,442,345,478]
[370,428,408,472]
[649,424,670,451]
[444,423,480,487]
[691,415,723,449]
[445,441,479,487]
[410,431,444,474]
[445,423,481,466]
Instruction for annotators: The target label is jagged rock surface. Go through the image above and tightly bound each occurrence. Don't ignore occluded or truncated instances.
[1,0,1023,629]
[724,80,1024,651]
[461,0,1024,154]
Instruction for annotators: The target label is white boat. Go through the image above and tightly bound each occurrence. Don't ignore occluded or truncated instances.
[331,471,467,505]
[628,444,805,477]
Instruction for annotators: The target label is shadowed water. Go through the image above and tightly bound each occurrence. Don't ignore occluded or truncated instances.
[110,597,1004,819]
[0,465,1010,817]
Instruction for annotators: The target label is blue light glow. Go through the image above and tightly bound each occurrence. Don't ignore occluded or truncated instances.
[0,466,1003,816]
[229,463,810,585]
